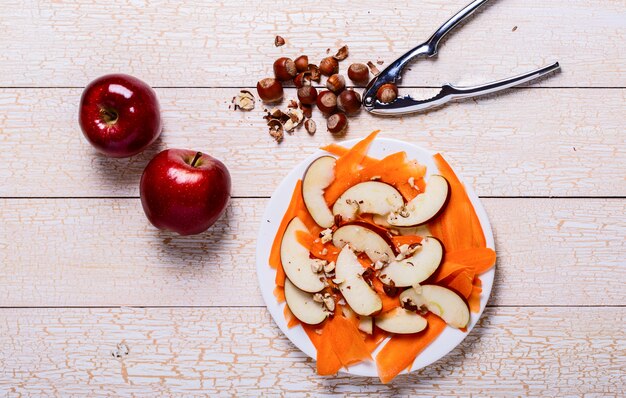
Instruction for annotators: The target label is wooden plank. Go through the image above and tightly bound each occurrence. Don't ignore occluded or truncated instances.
[1,198,623,307]
[0,307,623,396]
[0,88,624,197]
[0,1,624,87]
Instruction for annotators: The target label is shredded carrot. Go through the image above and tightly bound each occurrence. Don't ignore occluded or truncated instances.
[364,327,389,352]
[428,154,486,251]
[303,323,343,375]
[360,151,427,200]
[440,269,474,299]
[323,131,380,205]
[445,248,496,274]
[432,261,473,283]
[372,278,401,313]
[391,235,423,251]
[327,312,372,366]
[295,230,340,262]
[376,313,447,384]
[322,143,378,167]
[468,276,483,313]
[273,286,285,303]
[284,305,300,328]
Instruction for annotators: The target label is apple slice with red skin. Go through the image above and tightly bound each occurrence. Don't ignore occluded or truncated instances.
[281,217,326,293]
[302,156,336,228]
[332,224,395,263]
[284,279,329,325]
[388,175,450,227]
[335,246,382,316]
[400,285,470,329]
[332,181,404,221]
[379,237,443,287]
[375,307,427,334]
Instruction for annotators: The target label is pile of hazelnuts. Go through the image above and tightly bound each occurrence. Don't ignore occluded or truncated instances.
[256,46,396,137]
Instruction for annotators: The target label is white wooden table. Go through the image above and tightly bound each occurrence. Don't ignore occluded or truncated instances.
[1,1,625,396]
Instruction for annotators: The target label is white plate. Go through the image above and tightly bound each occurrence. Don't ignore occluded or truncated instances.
[255,137,495,378]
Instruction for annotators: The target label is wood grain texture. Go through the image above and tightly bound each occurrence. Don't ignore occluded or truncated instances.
[1,198,623,307]
[0,307,624,397]
[0,1,624,87]
[0,88,624,197]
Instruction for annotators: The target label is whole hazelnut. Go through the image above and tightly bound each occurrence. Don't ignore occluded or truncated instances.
[327,113,348,135]
[348,63,370,84]
[297,85,318,105]
[319,57,339,76]
[326,74,345,93]
[273,57,297,81]
[256,78,284,103]
[337,89,362,115]
[316,90,337,115]
[294,55,309,73]
[376,83,398,103]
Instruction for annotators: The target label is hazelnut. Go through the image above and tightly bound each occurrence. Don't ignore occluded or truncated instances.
[327,113,348,135]
[273,57,297,81]
[233,90,255,111]
[299,102,312,118]
[326,74,346,93]
[256,78,284,103]
[337,89,361,115]
[367,61,380,76]
[376,83,398,103]
[297,85,318,105]
[304,119,316,135]
[319,57,339,76]
[348,63,370,84]
[308,64,321,82]
[316,90,337,115]
[294,55,309,73]
[294,72,311,88]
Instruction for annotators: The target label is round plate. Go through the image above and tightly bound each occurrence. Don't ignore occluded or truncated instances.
[255,137,495,378]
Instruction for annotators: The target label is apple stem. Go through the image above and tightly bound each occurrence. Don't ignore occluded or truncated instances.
[100,108,118,124]
[190,152,203,167]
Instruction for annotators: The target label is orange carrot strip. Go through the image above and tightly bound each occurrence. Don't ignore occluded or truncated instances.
[431,261,473,283]
[327,314,372,366]
[445,248,496,274]
[321,143,378,167]
[303,323,343,376]
[295,230,340,262]
[273,286,285,303]
[284,305,300,328]
[323,131,380,205]
[440,270,474,299]
[391,235,423,251]
[364,327,389,353]
[372,278,401,313]
[468,276,483,313]
[376,313,447,383]
[429,154,486,251]
[361,152,426,201]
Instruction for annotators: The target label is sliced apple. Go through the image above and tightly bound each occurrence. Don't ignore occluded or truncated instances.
[280,217,325,293]
[375,307,427,334]
[372,214,431,236]
[332,224,395,263]
[379,237,443,287]
[387,175,450,227]
[400,285,470,329]
[358,316,373,334]
[335,246,382,316]
[284,279,329,325]
[332,181,403,221]
[302,156,336,228]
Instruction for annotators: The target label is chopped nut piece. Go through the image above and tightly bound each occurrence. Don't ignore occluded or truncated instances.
[376,59,384,65]
[320,247,328,256]
[268,120,284,143]
[283,118,296,133]
[370,175,381,181]
[313,293,324,303]
[323,261,336,274]
[287,99,299,108]
[323,296,336,312]
[401,297,418,312]
[287,107,304,125]
[304,119,316,135]
[319,228,333,244]
[332,278,344,284]
[408,176,416,189]
[367,61,380,76]
[399,208,410,218]
[314,328,323,335]
[389,228,400,236]
[233,90,255,111]
[334,214,343,226]
[311,261,324,273]
[383,282,400,297]
[308,64,321,82]
[374,260,386,270]
[333,45,349,61]
[274,35,285,47]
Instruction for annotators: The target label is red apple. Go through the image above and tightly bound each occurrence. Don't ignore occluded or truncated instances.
[140,149,231,235]
[79,74,162,157]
